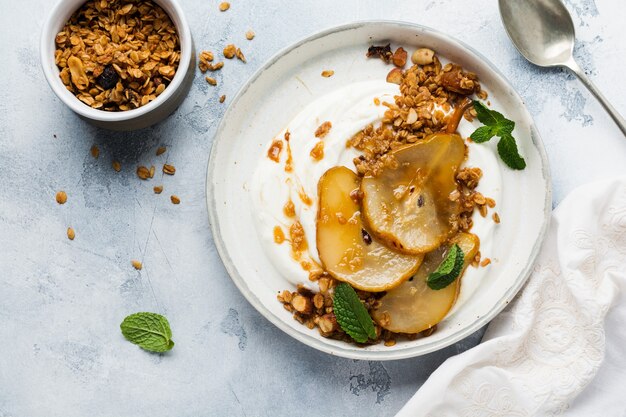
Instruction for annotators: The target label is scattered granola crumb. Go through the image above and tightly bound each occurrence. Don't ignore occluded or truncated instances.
[384,339,396,347]
[90,145,99,159]
[321,70,334,78]
[492,212,500,224]
[136,166,150,180]
[163,164,176,175]
[56,191,67,205]
[223,44,236,59]
[219,95,226,103]
[149,165,155,178]
[315,121,332,138]
[205,76,217,86]
[392,47,407,67]
[170,195,181,204]
[156,146,167,156]
[198,51,214,72]
[219,1,230,11]
[131,260,142,270]
[112,161,121,172]
[310,141,324,160]
[366,44,392,63]
[207,62,224,71]
[480,258,491,267]
[153,185,163,194]
[235,47,246,63]
[245,30,255,40]
[67,227,75,240]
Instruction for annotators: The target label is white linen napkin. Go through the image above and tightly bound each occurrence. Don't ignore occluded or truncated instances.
[397,176,626,417]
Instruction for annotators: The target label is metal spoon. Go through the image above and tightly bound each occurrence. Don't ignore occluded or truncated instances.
[498,0,626,136]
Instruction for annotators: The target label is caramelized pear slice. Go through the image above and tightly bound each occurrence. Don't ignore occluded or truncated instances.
[316,166,423,292]
[372,232,479,334]
[361,133,466,254]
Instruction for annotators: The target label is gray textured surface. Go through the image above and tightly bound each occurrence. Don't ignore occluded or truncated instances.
[1,1,625,416]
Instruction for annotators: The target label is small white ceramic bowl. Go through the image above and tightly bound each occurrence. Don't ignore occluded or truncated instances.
[40,0,194,131]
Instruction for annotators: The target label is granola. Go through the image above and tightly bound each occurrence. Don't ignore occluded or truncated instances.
[54,0,180,111]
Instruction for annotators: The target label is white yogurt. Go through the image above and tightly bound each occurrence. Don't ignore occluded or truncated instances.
[250,80,501,309]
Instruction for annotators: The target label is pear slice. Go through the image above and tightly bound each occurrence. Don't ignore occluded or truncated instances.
[371,232,479,333]
[316,166,423,292]
[361,133,466,255]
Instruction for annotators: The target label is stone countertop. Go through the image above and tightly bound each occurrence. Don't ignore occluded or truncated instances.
[1,0,625,416]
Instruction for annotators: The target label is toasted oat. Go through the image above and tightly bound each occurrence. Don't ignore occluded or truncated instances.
[55,0,180,112]
[90,145,99,159]
[205,76,217,86]
[315,121,332,138]
[235,48,246,63]
[203,62,224,72]
[136,166,150,180]
[153,185,163,194]
[170,195,180,204]
[56,191,68,205]
[67,227,75,240]
[321,70,334,78]
[223,44,236,59]
[219,1,230,11]
[480,258,492,267]
[163,164,176,175]
[149,165,155,178]
[156,146,167,156]
[492,212,500,224]
[198,51,215,72]
[245,30,255,40]
[112,161,121,172]
[219,95,226,103]
[131,259,143,270]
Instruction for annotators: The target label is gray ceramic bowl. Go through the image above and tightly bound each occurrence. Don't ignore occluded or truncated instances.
[40,0,194,131]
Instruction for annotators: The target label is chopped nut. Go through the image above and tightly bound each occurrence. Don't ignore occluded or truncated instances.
[219,1,230,11]
[411,48,435,65]
[90,145,99,159]
[291,295,312,315]
[406,108,418,124]
[318,313,338,334]
[136,166,150,180]
[313,293,324,309]
[277,290,293,304]
[112,160,121,172]
[153,185,163,194]
[245,30,255,40]
[386,68,403,84]
[205,76,217,86]
[235,48,246,63]
[321,70,334,78]
[318,277,331,293]
[163,164,176,175]
[219,95,226,103]
[392,47,407,67]
[56,191,67,205]
[170,195,180,204]
[223,44,236,59]
[67,56,89,90]
[315,121,332,138]
[156,146,167,156]
[131,260,142,270]
[67,227,75,240]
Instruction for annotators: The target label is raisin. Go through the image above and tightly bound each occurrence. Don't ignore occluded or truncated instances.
[366,44,393,63]
[361,229,372,245]
[97,65,119,90]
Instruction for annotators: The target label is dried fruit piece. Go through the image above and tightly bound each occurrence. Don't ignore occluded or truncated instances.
[163,164,176,175]
[67,227,75,240]
[245,30,255,40]
[170,195,180,204]
[321,70,334,78]
[223,44,236,59]
[131,260,143,270]
[316,166,423,292]
[366,44,392,63]
[372,233,479,333]
[97,64,119,90]
[360,133,466,254]
[392,47,407,67]
[411,48,434,65]
[56,191,67,205]
[67,56,89,90]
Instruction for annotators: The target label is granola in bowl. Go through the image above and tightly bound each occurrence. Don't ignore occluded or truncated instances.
[251,45,519,347]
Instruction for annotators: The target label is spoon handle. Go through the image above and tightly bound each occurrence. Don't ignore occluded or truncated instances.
[565,58,626,136]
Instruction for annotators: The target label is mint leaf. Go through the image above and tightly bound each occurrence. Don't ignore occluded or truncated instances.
[427,244,464,290]
[333,283,377,343]
[497,135,526,170]
[470,125,496,143]
[494,118,515,136]
[472,100,504,126]
[120,312,174,352]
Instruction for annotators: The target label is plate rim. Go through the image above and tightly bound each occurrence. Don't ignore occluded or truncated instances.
[206,20,552,360]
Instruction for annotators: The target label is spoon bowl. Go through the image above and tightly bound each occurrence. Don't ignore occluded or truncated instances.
[499,0,626,135]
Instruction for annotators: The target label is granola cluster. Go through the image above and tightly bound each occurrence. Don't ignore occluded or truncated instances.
[54,0,180,111]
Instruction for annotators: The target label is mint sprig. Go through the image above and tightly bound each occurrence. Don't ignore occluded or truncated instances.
[426,244,464,290]
[470,100,526,170]
[333,283,377,343]
[120,312,175,352]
